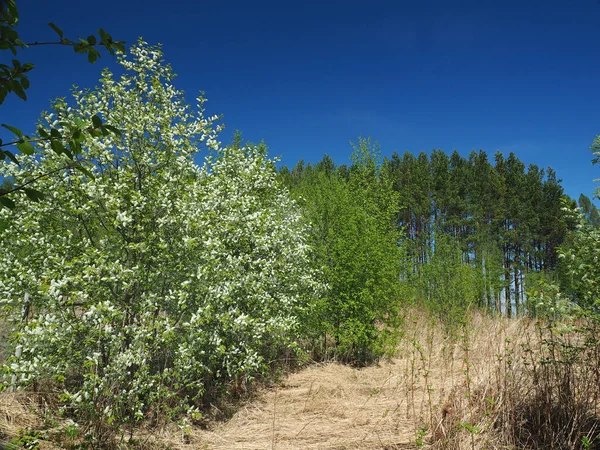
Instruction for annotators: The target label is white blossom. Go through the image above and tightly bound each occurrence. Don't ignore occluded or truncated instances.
[0,40,323,430]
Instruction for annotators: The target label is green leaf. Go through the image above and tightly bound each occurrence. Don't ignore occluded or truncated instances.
[73,43,87,54]
[0,87,7,104]
[87,49,98,63]
[20,76,29,89]
[48,22,64,39]
[50,139,66,156]
[98,28,109,42]
[16,139,34,155]
[50,128,61,139]
[68,139,82,155]
[0,196,15,209]
[91,115,102,128]
[72,163,94,179]
[87,35,97,46]
[6,0,18,20]
[10,79,26,100]
[103,124,122,136]
[1,123,23,137]
[24,188,44,202]
[4,28,18,42]
[72,129,83,142]
[37,127,49,139]
[2,149,19,165]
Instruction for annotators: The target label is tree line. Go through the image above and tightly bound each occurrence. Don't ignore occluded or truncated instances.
[280,146,593,317]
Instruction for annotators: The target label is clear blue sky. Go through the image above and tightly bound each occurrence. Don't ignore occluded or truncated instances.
[4,0,600,201]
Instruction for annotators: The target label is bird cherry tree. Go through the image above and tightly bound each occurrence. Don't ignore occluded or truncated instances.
[0,39,322,440]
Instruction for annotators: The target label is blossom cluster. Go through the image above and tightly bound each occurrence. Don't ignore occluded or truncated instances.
[0,40,322,431]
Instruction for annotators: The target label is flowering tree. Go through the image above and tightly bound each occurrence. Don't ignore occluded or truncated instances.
[0,40,321,439]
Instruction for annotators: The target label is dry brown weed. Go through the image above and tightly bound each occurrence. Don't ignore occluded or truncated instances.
[3,310,598,449]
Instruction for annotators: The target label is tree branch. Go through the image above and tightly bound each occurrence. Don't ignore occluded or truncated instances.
[0,159,85,197]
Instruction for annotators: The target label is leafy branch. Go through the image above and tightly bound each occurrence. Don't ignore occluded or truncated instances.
[0,0,125,207]
[0,115,120,205]
[1,14,124,103]
[0,157,91,209]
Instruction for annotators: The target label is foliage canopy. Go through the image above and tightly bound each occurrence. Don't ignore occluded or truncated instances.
[0,40,321,437]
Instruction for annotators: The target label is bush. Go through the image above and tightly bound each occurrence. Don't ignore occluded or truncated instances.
[295,139,406,365]
[0,40,321,441]
[419,232,479,334]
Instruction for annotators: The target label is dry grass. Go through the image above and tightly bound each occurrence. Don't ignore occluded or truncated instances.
[2,310,598,449]
[0,391,69,449]
[189,362,415,449]
[0,391,44,438]
[152,311,528,449]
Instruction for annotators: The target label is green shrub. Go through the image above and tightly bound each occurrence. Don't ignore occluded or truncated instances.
[0,41,321,441]
[296,139,406,365]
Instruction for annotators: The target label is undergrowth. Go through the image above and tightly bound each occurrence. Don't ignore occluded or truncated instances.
[424,312,600,450]
[2,310,600,449]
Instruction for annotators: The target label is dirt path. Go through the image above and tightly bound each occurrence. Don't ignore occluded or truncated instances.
[192,362,420,449]
[177,314,516,449]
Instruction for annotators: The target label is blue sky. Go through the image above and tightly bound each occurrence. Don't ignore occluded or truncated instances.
[4,0,600,201]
